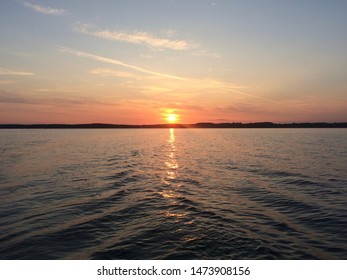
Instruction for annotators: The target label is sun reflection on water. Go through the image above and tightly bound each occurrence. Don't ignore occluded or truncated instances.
[165,128,179,180]
[161,128,187,220]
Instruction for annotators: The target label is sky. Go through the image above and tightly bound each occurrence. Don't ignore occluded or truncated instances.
[1,0,347,124]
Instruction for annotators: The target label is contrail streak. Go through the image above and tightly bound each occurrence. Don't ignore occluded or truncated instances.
[59,47,188,81]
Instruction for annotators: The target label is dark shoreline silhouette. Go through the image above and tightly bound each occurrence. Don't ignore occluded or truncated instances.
[1,122,347,129]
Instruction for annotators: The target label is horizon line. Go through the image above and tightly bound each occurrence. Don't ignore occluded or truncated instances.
[1,122,347,129]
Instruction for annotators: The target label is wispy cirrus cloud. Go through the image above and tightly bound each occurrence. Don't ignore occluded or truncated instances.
[73,23,192,51]
[0,90,36,104]
[0,67,33,76]
[60,47,280,103]
[0,80,14,85]
[23,1,66,16]
[0,90,116,107]
[60,47,188,81]
[90,68,142,80]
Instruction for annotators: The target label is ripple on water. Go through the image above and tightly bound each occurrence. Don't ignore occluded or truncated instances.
[0,128,347,259]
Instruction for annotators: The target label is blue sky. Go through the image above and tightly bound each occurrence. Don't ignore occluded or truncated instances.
[1,0,347,124]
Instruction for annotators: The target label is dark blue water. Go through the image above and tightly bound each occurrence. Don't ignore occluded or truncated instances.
[0,128,346,259]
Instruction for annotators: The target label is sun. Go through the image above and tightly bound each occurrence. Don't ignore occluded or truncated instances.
[167,113,177,123]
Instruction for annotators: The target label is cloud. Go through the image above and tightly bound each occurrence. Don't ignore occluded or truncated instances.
[0,90,116,107]
[34,88,81,93]
[215,103,272,115]
[0,80,14,85]
[209,118,231,122]
[0,67,33,76]
[0,90,34,104]
[60,47,281,104]
[223,88,282,104]
[90,68,142,79]
[73,23,191,51]
[60,47,188,81]
[23,1,66,16]
[191,49,221,58]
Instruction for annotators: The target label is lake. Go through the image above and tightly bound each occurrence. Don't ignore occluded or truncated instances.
[0,128,346,259]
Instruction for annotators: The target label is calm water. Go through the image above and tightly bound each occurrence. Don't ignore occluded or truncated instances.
[0,128,346,260]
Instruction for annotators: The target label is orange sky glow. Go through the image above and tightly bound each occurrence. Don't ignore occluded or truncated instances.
[1,1,347,124]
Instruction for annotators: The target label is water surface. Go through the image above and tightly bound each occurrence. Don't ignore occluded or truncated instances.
[0,128,346,259]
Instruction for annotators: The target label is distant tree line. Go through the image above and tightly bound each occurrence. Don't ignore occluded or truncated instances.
[1,122,347,129]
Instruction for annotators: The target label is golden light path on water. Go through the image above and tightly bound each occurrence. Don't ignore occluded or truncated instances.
[161,128,187,220]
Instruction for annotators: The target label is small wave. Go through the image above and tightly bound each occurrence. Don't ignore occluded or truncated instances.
[1,128,347,259]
